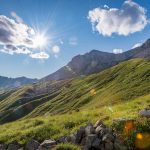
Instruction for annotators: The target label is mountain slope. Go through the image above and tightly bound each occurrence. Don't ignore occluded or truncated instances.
[42,39,150,81]
[0,58,149,123]
[0,76,37,89]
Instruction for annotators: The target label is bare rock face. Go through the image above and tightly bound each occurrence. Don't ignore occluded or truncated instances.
[25,140,40,150]
[139,109,150,118]
[42,38,150,82]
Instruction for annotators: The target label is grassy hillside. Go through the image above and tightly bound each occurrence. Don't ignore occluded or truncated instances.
[0,58,150,148]
[0,94,149,144]
[0,58,150,124]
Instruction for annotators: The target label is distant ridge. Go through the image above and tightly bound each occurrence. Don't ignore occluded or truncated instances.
[0,76,37,89]
[42,38,150,81]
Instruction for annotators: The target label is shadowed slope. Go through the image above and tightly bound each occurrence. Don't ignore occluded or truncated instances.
[0,58,149,124]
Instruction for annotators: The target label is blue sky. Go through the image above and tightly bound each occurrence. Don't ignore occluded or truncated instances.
[0,0,150,78]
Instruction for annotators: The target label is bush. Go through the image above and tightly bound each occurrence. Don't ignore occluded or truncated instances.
[64,121,76,129]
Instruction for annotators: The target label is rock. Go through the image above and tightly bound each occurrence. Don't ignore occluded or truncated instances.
[0,143,7,150]
[57,136,67,143]
[92,138,101,149]
[85,134,97,149]
[40,139,56,149]
[7,143,20,150]
[139,109,150,118]
[85,124,95,136]
[95,126,104,135]
[75,126,85,144]
[99,128,112,137]
[102,133,115,143]
[80,137,86,146]
[104,141,114,150]
[25,139,40,150]
[69,134,76,144]
[94,120,103,128]
[18,148,24,150]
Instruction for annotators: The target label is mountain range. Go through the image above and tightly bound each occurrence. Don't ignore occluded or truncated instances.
[42,38,150,81]
[0,76,37,90]
[1,38,150,89]
[0,38,150,148]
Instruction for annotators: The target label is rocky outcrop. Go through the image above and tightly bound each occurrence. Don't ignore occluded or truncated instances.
[25,140,40,150]
[57,120,127,150]
[139,108,150,118]
[0,120,127,150]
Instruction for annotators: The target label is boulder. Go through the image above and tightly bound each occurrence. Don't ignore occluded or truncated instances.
[104,141,114,150]
[57,136,67,143]
[102,133,115,143]
[85,124,95,136]
[95,126,104,135]
[85,134,97,149]
[18,148,24,150]
[75,126,85,144]
[7,143,20,150]
[25,139,40,150]
[94,120,103,128]
[92,137,101,149]
[40,139,56,149]
[69,134,76,144]
[0,143,7,150]
[139,109,150,118]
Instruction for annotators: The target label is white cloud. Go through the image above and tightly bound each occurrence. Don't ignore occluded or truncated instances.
[88,0,148,36]
[104,5,109,9]
[0,13,50,59]
[52,45,60,53]
[0,14,35,47]
[0,45,31,55]
[132,42,142,49]
[29,52,49,59]
[69,37,78,46]
[113,48,123,54]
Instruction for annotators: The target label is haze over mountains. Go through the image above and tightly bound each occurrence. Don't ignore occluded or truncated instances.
[0,76,37,89]
[0,39,149,149]
[1,38,150,89]
[42,39,150,81]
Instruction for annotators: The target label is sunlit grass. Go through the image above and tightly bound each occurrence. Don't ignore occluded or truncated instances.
[0,94,149,144]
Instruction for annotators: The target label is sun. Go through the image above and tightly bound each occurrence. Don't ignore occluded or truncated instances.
[33,33,47,49]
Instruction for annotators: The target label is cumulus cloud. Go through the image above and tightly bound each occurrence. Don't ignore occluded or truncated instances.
[132,42,142,49]
[52,45,60,53]
[0,15,35,47]
[88,0,148,36]
[0,13,50,59]
[30,52,49,59]
[1,44,31,55]
[69,37,78,46]
[113,48,123,54]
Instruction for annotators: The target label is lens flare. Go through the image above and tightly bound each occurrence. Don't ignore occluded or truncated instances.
[33,33,48,49]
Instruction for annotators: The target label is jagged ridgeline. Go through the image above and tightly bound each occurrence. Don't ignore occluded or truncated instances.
[0,58,149,124]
